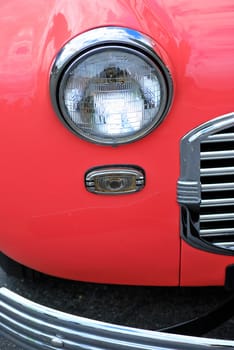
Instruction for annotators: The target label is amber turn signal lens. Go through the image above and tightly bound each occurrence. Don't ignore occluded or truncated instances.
[85,166,145,194]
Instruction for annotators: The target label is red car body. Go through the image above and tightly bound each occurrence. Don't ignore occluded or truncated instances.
[0,0,234,287]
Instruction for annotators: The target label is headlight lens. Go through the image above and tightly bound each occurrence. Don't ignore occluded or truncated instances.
[51,28,172,145]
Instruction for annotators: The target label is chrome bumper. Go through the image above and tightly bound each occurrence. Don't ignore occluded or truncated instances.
[0,287,234,350]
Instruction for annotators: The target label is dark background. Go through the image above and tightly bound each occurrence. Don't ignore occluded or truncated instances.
[1,267,234,349]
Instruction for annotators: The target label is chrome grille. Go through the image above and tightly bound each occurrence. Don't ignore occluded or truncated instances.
[177,113,234,254]
[200,126,234,250]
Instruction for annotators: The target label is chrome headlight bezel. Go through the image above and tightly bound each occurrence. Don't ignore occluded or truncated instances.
[50,27,173,145]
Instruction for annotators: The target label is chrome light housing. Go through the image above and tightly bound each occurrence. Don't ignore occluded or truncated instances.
[50,27,173,145]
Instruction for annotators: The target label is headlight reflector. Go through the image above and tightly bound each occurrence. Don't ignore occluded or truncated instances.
[51,28,172,145]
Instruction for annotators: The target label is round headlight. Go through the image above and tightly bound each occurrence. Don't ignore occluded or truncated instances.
[50,28,172,145]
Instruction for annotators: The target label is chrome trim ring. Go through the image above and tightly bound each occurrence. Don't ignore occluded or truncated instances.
[50,27,173,145]
[1,287,234,350]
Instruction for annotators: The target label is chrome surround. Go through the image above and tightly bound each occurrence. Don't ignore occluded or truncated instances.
[50,27,173,145]
[177,112,234,255]
[85,166,145,194]
[1,287,234,350]
[178,113,234,193]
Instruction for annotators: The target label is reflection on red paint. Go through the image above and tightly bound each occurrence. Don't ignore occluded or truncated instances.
[0,0,233,286]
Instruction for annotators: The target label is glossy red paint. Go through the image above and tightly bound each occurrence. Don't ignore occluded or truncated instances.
[180,241,234,286]
[0,0,233,285]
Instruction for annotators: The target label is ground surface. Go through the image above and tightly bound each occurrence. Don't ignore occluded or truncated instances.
[1,267,234,349]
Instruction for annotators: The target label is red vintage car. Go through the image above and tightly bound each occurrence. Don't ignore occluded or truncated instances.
[0,0,234,348]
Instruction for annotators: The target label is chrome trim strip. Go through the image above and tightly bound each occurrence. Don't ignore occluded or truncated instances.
[214,242,234,249]
[200,213,234,222]
[201,198,234,207]
[200,228,234,236]
[200,150,234,160]
[203,133,234,143]
[200,167,234,176]
[1,288,234,350]
[201,182,234,191]
[186,113,234,143]
[177,180,200,205]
